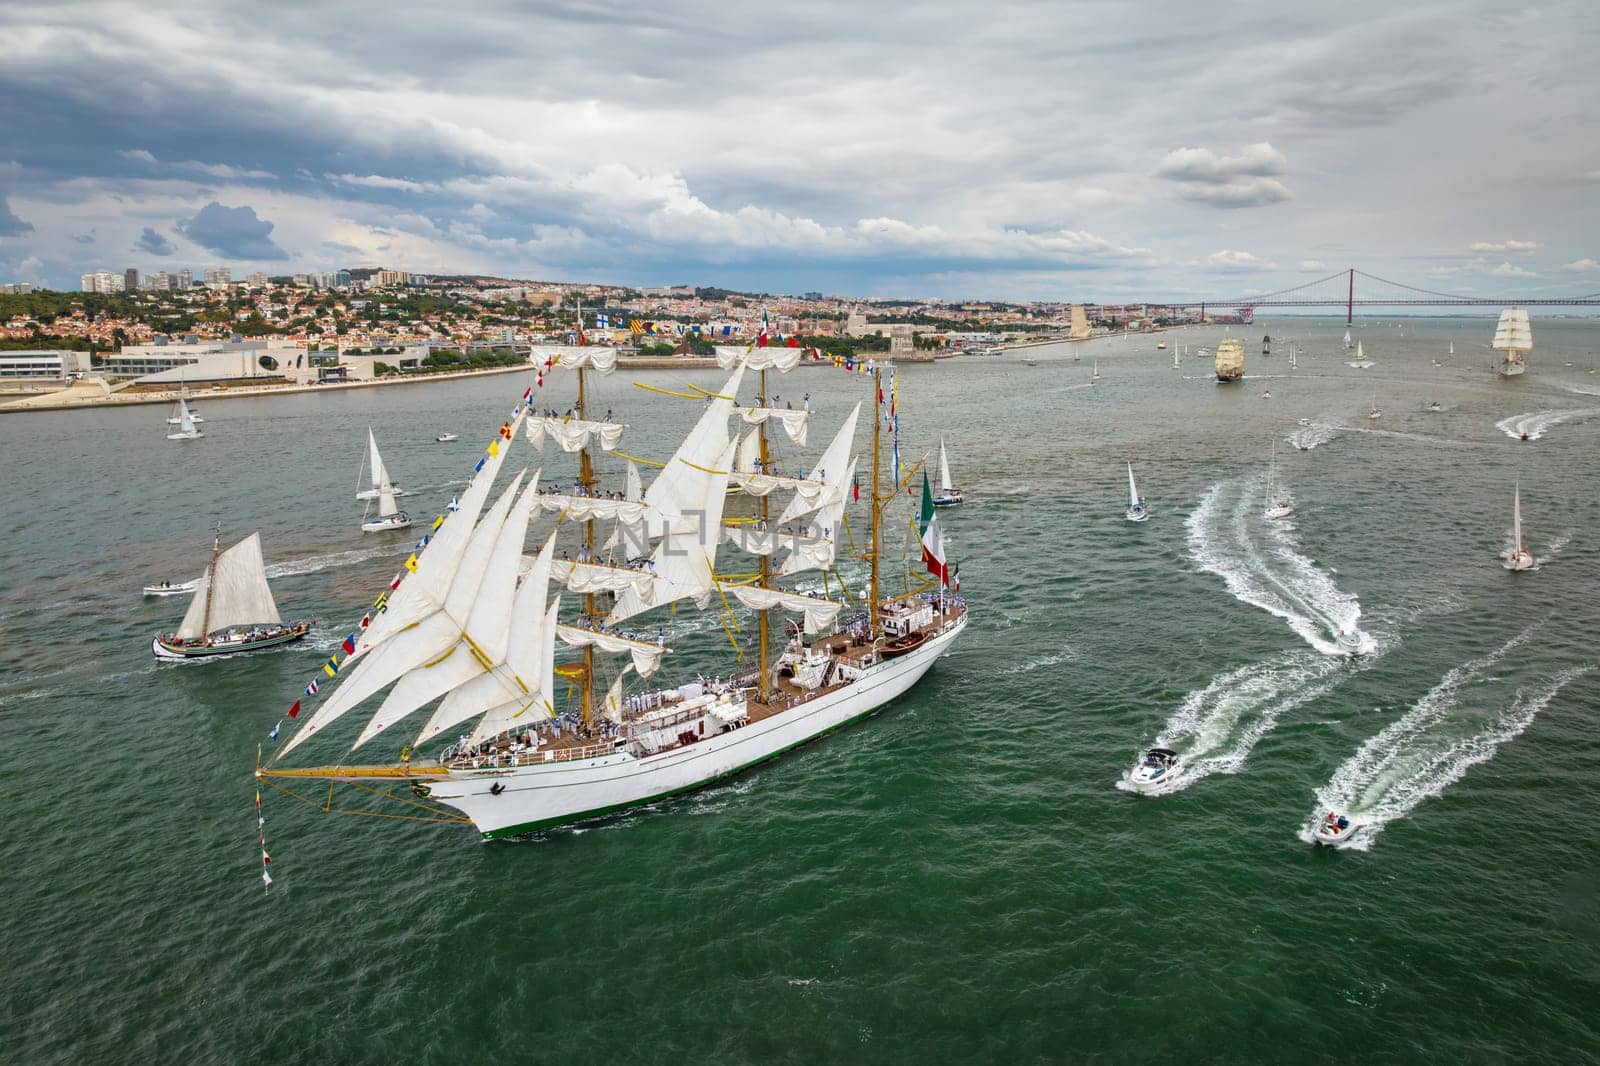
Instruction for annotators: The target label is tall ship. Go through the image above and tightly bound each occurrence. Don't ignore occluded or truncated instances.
[1214,338,1245,382]
[1493,308,1531,378]
[259,345,967,839]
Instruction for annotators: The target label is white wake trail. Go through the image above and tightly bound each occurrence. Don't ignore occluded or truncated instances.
[1187,481,1368,656]
[1287,423,1338,451]
[1301,629,1589,850]
[1494,408,1600,440]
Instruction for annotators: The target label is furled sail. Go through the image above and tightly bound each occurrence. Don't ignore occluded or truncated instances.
[777,455,857,576]
[176,533,282,638]
[737,405,809,445]
[534,493,649,525]
[721,524,827,557]
[415,533,558,747]
[555,625,668,677]
[547,558,654,595]
[607,436,737,626]
[529,347,618,375]
[525,416,625,453]
[281,473,527,756]
[775,403,861,524]
[718,584,842,635]
[348,413,523,662]
[716,345,802,373]
[467,600,560,746]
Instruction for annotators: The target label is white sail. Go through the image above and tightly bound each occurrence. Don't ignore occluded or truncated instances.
[736,428,762,474]
[175,533,281,639]
[624,460,643,502]
[467,600,560,746]
[555,625,668,677]
[1356,340,1364,360]
[416,533,557,746]
[1127,463,1139,508]
[645,365,744,535]
[177,397,197,435]
[939,439,953,493]
[722,524,828,557]
[377,481,399,519]
[1513,482,1523,554]
[737,405,809,445]
[529,347,618,375]
[716,345,803,372]
[282,473,526,756]
[1493,309,1532,353]
[601,667,631,724]
[353,476,539,748]
[525,416,625,453]
[367,428,387,492]
[719,584,842,635]
[349,414,523,661]
[777,455,858,577]
[534,493,649,525]
[607,437,737,626]
[547,558,654,595]
[775,403,861,525]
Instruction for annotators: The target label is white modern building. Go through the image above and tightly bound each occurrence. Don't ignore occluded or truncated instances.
[0,349,91,382]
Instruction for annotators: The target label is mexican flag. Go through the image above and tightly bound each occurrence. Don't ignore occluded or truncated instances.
[918,471,949,585]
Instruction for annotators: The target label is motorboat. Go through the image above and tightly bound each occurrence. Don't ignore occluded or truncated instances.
[436,432,460,442]
[1313,811,1355,846]
[1126,748,1181,793]
[1335,628,1362,654]
[1426,401,1443,413]
[1264,440,1294,519]
[1297,418,1312,426]
[143,579,199,597]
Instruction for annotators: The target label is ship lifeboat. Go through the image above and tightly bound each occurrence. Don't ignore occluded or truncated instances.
[879,631,927,659]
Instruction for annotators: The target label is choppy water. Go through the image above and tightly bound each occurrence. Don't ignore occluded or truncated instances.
[3,317,1599,1063]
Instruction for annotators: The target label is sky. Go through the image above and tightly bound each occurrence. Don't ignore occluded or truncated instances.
[1,1,1597,302]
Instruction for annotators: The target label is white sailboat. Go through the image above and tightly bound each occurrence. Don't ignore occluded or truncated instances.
[1449,341,1455,355]
[933,438,963,507]
[356,428,407,500]
[165,396,203,440]
[1091,359,1100,383]
[152,530,309,659]
[1493,309,1531,378]
[361,477,412,533]
[1368,384,1381,420]
[1264,440,1294,519]
[260,348,967,841]
[1503,481,1534,571]
[1171,348,1181,370]
[1343,329,1353,351]
[1124,462,1148,522]
[1346,340,1373,370]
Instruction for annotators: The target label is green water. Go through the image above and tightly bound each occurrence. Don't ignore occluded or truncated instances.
[3,319,1599,1063]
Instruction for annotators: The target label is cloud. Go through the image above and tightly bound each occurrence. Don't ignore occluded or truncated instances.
[119,148,272,181]
[1155,142,1292,208]
[135,226,175,256]
[117,148,158,165]
[1488,261,1538,278]
[1559,258,1600,272]
[1469,239,1540,254]
[71,232,95,244]
[0,196,32,237]
[327,173,435,193]
[174,201,287,259]
[1298,259,1328,272]
[1205,249,1278,271]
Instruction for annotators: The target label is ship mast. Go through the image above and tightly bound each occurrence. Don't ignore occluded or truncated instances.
[575,300,597,731]
[756,368,771,701]
[867,367,882,635]
[200,522,222,639]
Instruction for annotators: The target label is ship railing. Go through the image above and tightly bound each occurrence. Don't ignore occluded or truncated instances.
[442,738,626,769]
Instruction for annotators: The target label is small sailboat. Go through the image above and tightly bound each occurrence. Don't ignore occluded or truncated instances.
[142,578,199,597]
[1290,344,1298,370]
[1264,441,1294,519]
[1368,385,1381,420]
[1157,340,1167,350]
[1124,463,1148,522]
[1346,340,1374,370]
[356,428,406,500]
[1342,329,1353,351]
[932,438,964,507]
[361,474,412,533]
[435,432,460,443]
[1126,748,1181,793]
[1091,359,1100,382]
[1449,341,1455,355]
[1503,482,1534,571]
[165,396,203,440]
[1171,348,1181,370]
[151,529,310,659]
[1313,811,1356,846]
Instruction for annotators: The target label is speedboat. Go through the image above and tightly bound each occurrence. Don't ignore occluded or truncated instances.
[1426,401,1442,412]
[436,432,459,442]
[1518,431,1529,442]
[1313,811,1355,846]
[143,579,199,597]
[1297,418,1312,426]
[1335,628,1362,653]
[1126,748,1181,793]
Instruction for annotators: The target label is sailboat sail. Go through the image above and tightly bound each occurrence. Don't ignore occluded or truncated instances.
[939,439,953,493]
[1127,463,1139,508]
[176,533,281,638]
[367,428,386,492]
[1513,483,1523,554]
[177,398,197,435]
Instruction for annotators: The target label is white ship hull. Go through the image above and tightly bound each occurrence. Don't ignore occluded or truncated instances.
[424,613,967,839]
[1498,363,1526,377]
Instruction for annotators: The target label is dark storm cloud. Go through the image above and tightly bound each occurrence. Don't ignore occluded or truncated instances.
[175,202,287,259]
[135,227,174,256]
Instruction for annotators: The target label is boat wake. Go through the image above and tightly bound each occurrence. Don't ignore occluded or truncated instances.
[1538,532,1573,567]
[1117,647,1372,795]
[1494,408,1600,441]
[1187,481,1369,656]
[1300,628,1591,850]
[266,544,409,579]
[1287,423,1338,451]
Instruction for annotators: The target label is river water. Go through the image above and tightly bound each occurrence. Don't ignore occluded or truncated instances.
[2,317,1597,1062]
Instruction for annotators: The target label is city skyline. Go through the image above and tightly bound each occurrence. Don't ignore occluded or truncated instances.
[1,1,1597,300]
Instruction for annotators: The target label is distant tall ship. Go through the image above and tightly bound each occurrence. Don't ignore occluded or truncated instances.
[1494,309,1531,378]
[260,347,967,840]
[152,529,310,659]
[1214,338,1245,382]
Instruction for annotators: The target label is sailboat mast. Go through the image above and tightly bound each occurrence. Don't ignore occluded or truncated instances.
[200,525,221,638]
[577,364,596,731]
[868,367,882,634]
[756,368,771,702]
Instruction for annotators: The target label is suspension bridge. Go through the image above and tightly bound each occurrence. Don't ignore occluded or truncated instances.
[1161,268,1600,325]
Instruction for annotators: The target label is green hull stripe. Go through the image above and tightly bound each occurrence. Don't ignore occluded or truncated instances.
[479,679,922,840]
